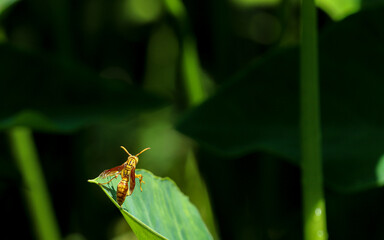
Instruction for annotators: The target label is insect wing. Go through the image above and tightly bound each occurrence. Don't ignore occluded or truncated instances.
[98,164,125,178]
[128,165,136,196]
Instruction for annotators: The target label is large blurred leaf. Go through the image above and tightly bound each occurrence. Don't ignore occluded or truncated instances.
[89,169,213,240]
[177,7,384,192]
[232,0,360,21]
[316,0,361,20]
[0,44,166,132]
[0,0,18,16]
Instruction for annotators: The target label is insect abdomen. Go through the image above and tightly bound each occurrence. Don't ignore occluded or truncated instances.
[116,178,129,206]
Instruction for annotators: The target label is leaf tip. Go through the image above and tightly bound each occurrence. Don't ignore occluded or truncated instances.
[88,178,98,184]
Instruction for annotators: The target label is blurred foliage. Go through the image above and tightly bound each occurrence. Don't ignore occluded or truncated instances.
[0,0,18,15]
[178,6,384,193]
[177,3,384,240]
[0,44,166,132]
[316,0,361,20]
[1,0,384,239]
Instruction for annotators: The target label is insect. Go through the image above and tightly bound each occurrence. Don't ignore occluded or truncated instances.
[97,146,150,206]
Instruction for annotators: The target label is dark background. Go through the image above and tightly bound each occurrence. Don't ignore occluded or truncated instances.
[2,0,384,239]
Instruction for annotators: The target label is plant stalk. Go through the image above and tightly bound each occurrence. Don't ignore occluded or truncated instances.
[164,1,217,238]
[300,0,328,239]
[9,127,61,240]
[164,0,205,106]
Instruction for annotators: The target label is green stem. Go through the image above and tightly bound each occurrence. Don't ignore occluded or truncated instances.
[9,127,61,240]
[164,0,206,106]
[164,1,217,238]
[300,0,328,240]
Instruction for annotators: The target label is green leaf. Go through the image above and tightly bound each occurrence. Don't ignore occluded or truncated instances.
[0,44,166,132]
[178,47,300,160]
[317,0,361,20]
[88,169,213,240]
[0,0,18,16]
[177,7,384,193]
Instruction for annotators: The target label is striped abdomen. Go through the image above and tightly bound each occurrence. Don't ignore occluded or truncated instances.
[116,178,129,206]
[116,158,135,205]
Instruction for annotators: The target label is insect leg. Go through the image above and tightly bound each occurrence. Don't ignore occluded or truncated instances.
[135,174,145,191]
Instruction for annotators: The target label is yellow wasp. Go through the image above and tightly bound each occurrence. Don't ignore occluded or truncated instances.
[97,146,150,206]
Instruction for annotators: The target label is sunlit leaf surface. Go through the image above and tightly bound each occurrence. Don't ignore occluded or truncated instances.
[89,169,213,240]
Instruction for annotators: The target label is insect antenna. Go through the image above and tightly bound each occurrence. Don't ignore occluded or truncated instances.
[136,147,150,156]
[120,146,132,156]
